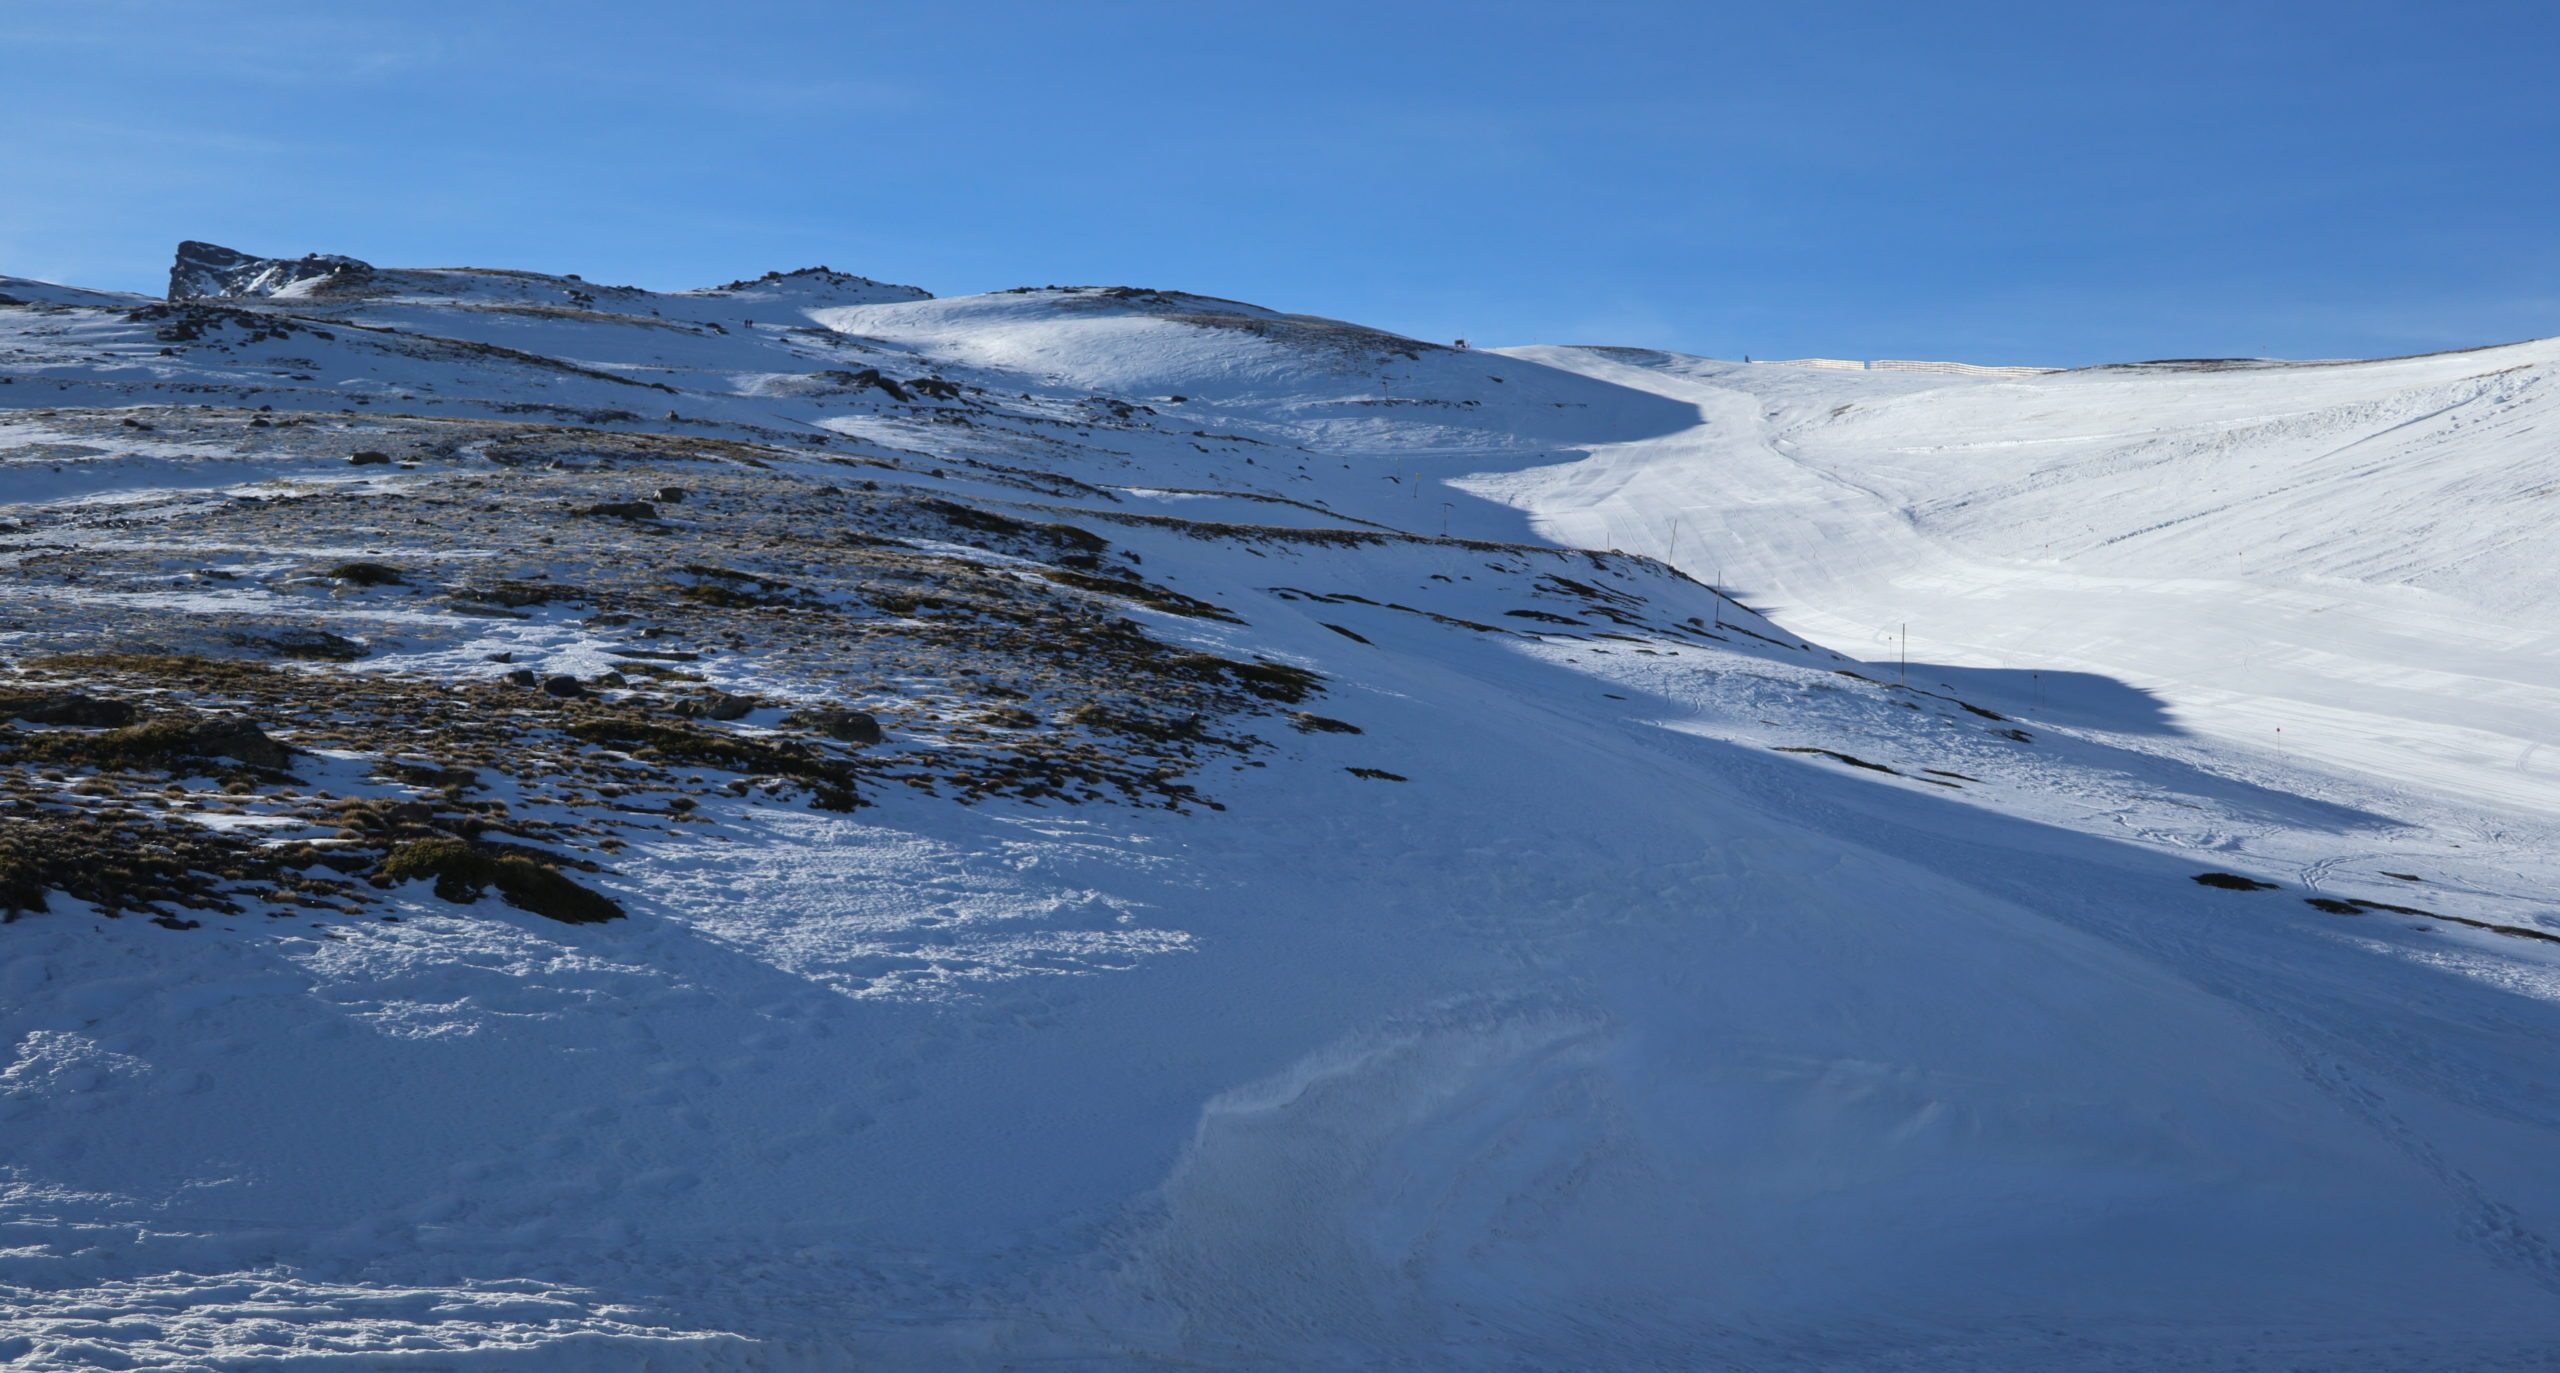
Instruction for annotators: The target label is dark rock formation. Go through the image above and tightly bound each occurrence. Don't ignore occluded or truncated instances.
[0,693,137,728]
[785,706,882,745]
[169,241,375,301]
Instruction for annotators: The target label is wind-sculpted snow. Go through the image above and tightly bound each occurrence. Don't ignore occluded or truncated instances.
[2,245,2558,1369]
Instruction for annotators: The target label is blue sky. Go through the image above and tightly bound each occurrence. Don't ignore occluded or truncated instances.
[5,1,2553,365]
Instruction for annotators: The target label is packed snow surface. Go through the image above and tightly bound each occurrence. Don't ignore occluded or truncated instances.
[1,247,2557,1369]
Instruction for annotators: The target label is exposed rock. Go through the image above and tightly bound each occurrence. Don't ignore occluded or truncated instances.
[785,706,882,745]
[0,692,137,728]
[248,628,369,661]
[852,369,910,402]
[541,675,587,698]
[376,838,622,924]
[375,759,480,792]
[21,711,290,772]
[184,715,295,769]
[680,692,755,722]
[697,265,932,304]
[168,240,375,301]
[575,500,658,520]
[324,561,403,586]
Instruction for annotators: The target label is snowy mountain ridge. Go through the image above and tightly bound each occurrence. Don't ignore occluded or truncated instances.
[2,242,2557,1370]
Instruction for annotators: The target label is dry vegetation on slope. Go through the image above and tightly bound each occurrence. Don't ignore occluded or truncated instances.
[0,408,1329,928]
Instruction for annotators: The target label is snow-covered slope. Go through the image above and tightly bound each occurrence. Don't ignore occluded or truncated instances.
[3,245,2558,1371]
[1480,343,2560,813]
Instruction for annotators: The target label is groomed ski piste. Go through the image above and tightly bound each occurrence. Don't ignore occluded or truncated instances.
[2,246,2557,1369]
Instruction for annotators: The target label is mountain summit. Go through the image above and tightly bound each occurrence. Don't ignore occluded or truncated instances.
[167,239,376,300]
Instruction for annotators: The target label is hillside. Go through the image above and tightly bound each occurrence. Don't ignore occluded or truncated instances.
[3,245,2558,1371]
[1485,342,2560,812]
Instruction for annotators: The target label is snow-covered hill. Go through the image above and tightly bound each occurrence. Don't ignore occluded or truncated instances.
[2,245,2557,1370]
[1481,342,2560,813]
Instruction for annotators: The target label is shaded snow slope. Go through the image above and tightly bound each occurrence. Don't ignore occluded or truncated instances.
[2,246,2558,1370]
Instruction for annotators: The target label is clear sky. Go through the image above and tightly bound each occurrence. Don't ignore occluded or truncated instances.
[5,1,2554,366]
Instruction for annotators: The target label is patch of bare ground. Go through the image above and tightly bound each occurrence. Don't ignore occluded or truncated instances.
[1,412,1330,926]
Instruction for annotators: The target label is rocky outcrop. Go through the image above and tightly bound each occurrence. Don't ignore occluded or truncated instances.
[183,715,297,769]
[168,241,375,301]
[785,706,883,745]
[0,692,137,728]
[692,265,931,305]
